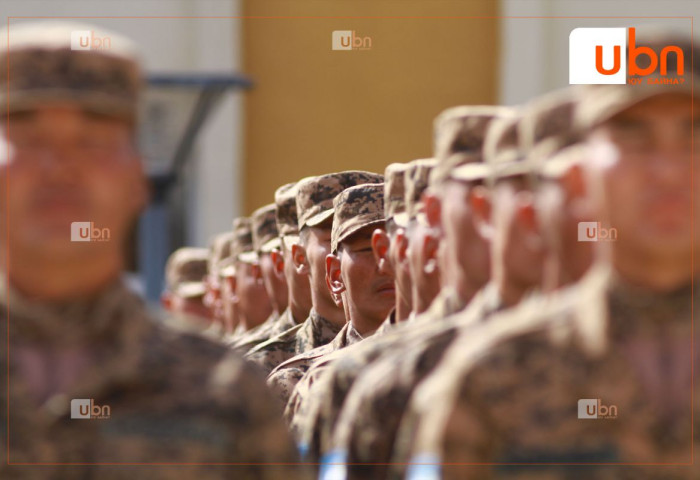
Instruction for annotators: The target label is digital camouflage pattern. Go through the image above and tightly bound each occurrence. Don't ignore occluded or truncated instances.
[330,182,385,253]
[286,287,468,463]
[399,266,698,480]
[383,163,409,226]
[329,284,504,479]
[402,158,436,225]
[275,182,301,237]
[165,247,209,298]
[244,309,343,375]
[251,203,281,253]
[266,321,365,407]
[0,21,142,123]
[230,217,256,263]
[429,105,515,186]
[295,171,383,230]
[0,275,303,480]
[228,307,297,354]
[208,232,235,278]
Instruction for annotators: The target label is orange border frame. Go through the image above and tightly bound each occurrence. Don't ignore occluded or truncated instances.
[4,14,695,470]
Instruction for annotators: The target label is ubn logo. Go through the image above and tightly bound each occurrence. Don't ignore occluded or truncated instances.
[569,27,684,84]
[70,398,111,419]
[71,222,111,242]
[71,30,112,51]
[578,222,617,242]
[332,30,372,51]
[578,398,618,419]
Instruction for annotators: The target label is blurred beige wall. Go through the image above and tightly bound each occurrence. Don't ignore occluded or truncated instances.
[241,0,500,212]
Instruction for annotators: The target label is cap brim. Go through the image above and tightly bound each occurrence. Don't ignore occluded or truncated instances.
[304,208,334,228]
[219,258,236,278]
[450,163,490,182]
[237,251,259,264]
[393,212,410,228]
[332,218,385,253]
[174,282,207,298]
[260,237,282,253]
[281,234,300,250]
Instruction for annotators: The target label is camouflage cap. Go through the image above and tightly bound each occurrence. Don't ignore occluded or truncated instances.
[296,171,384,230]
[0,21,142,123]
[384,163,410,227]
[405,158,437,225]
[537,143,587,180]
[230,217,257,264]
[208,232,235,278]
[166,247,209,298]
[482,112,534,184]
[576,28,698,130]
[430,106,516,187]
[331,183,386,254]
[518,87,582,168]
[251,203,281,253]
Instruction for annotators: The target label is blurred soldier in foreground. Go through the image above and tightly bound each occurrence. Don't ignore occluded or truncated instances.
[245,171,383,374]
[267,183,394,405]
[401,31,699,480]
[0,21,301,479]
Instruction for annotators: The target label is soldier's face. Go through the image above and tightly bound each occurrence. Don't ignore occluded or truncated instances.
[440,180,490,296]
[338,226,395,333]
[304,226,335,304]
[0,106,146,257]
[234,260,272,329]
[170,294,212,320]
[587,93,699,269]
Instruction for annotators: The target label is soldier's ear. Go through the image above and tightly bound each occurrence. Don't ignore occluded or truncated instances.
[270,250,285,278]
[160,291,173,311]
[292,244,310,275]
[424,191,442,231]
[422,230,440,276]
[325,253,345,302]
[562,163,587,200]
[371,229,392,274]
[470,185,493,241]
[394,228,409,264]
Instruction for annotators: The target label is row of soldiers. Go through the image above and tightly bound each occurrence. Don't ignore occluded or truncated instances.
[2,20,698,480]
[163,30,698,480]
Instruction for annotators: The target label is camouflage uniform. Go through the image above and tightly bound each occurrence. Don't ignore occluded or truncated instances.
[320,107,515,478]
[243,171,383,374]
[266,183,386,406]
[0,21,302,479]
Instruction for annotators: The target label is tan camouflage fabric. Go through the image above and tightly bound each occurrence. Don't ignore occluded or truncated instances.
[244,309,343,375]
[165,247,209,298]
[228,308,297,354]
[275,182,300,236]
[230,217,256,262]
[208,232,235,277]
[285,287,467,463]
[430,106,515,186]
[296,171,383,229]
[267,321,365,407]
[403,158,436,225]
[398,265,698,480]
[0,21,142,122]
[251,203,281,253]
[0,274,303,480]
[330,182,385,253]
[383,163,409,226]
[328,284,504,479]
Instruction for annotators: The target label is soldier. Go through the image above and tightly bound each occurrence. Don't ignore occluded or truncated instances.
[160,247,213,330]
[0,21,301,478]
[244,171,383,375]
[267,183,393,405]
[401,31,699,480]
[228,203,287,347]
[371,163,413,323]
[287,107,511,467]
[204,231,236,336]
[404,158,441,316]
[221,217,273,340]
[230,182,312,352]
[326,108,552,479]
